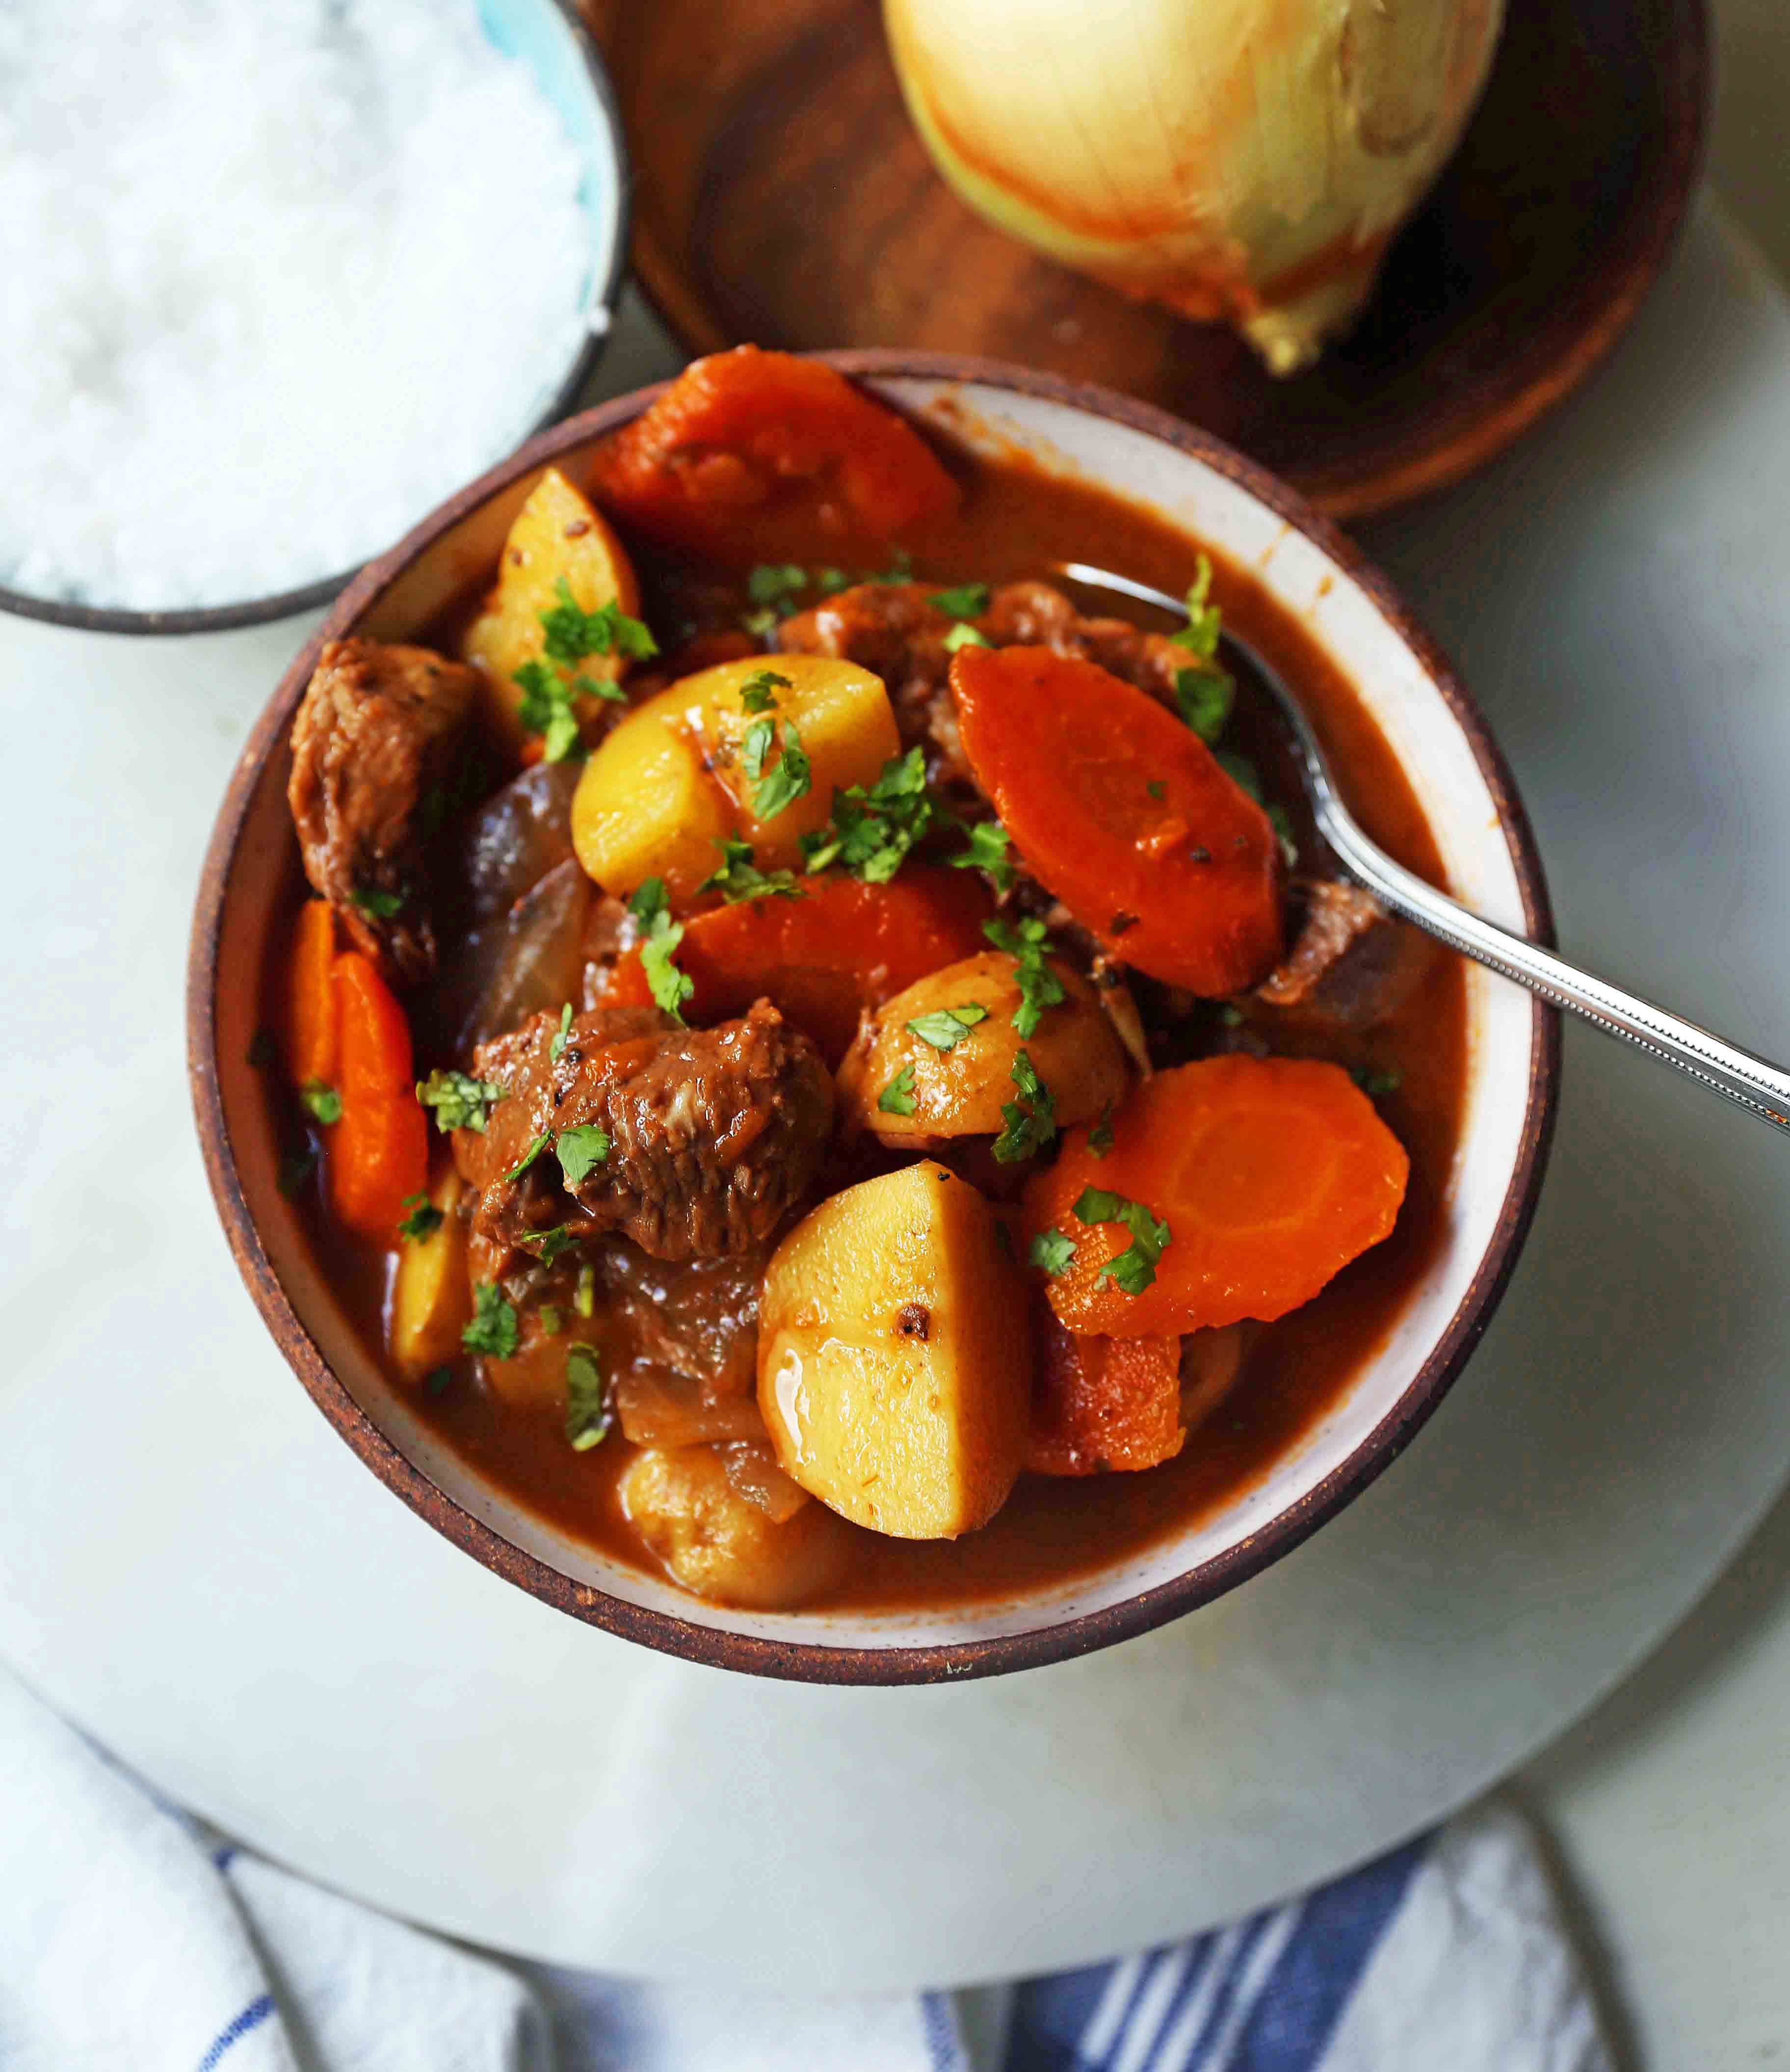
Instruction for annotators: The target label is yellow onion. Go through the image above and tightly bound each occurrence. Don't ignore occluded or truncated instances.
[883,0,1503,374]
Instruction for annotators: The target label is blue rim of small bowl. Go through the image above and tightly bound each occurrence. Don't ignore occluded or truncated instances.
[0,0,631,640]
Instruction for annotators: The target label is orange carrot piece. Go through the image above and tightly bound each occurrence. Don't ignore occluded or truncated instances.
[604,867,993,1063]
[327,952,426,1242]
[329,1095,429,1245]
[1024,1055,1409,1338]
[950,644,1283,995]
[334,952,415,1096]
[589,346,960,565]
[280,900,339,1089]
[1026,1305,1185,1476]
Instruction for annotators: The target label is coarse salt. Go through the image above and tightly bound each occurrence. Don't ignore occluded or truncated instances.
[0,0,608,611]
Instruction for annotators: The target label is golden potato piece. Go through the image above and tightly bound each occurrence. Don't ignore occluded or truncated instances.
[679,653,901,870]
[758,1163,1030,1539]
[570,651,899,901]
[620,1444,854,1608]
[463,467,640,756]
[389,1169,471,1381]
[570,699,733,905]
[837,950,1131,1149]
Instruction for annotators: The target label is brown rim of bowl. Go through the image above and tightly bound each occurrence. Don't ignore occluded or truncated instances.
[0,0,631,641]
[187,351,1561,1685]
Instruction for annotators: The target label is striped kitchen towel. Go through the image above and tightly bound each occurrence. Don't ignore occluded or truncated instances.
[0,1663,1609,2071]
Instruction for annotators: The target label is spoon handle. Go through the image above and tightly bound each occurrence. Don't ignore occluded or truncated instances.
[1320,810,1790,1132]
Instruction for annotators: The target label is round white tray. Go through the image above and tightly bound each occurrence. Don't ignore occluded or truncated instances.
[2,203,1787,1992]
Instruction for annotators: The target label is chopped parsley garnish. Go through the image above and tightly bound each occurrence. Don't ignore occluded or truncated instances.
[424,1366,455,1399]
[1215,748,1263,802]
[1029,1227,1077,1276]
[949,817,1016,893]
[349,883,407,920]
[555,1124,611,1186]
[815,566,850,596]
[1072,1187,1172,1297]
[630,877,693,1023]
[992,1049,1057,1164]
[542,578,657,664]
[549,1002,574,1063]
[299,1081,342,1127]
[1266,803,1298,868]
[738,667,791,714]
[746,563,809,615]
[575,1262,596,1318]
[982,916,1066,1038]
[906,1004,988,1051]
[800,746,936,882]
[747,718,812,820]
[1088,1102,1116,1158]
[537,1305,564,1337]
[417,1069,506,1133]
[397,1192,444,1241]
[1219,1003,1246,1028]
[462,1282,520,1359]
[522,1224,580,1267]
[878,1064,918,1117]
[869,549,914,585]
[246,1027,276,1070]
[1170,555,1224,662]
[700,837,802,904]
[504,1130,551,1184]
[930,582,989,619]
[942,621,990,653]
[564,1342,611,1451]
[1145,779,1167,801]
[514,577,655,763]
[1354,1066,1404,1098]
[1174,665,1234,744]
[277,1146,317,1196]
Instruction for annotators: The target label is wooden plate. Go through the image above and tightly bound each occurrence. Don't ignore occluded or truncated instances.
[581,0,1706,520]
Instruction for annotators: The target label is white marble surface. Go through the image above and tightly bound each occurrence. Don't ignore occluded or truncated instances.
[1497,2,1790,2056]
[2,19,1788,2051]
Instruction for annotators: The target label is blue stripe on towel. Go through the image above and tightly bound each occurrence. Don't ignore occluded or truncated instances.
[1002,1957,1129,2071]
[1174,1913,1280,2070]
[195,1992,275,2071]
[1225,1838,1427,2071]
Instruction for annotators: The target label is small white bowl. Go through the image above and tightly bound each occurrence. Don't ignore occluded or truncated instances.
[188,355,1558,1682]
[0,0,628,639]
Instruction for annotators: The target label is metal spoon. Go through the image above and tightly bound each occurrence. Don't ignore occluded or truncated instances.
[1054,559,1790,1132]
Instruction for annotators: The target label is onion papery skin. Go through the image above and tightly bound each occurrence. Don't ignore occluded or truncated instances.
[883,0,1504,373]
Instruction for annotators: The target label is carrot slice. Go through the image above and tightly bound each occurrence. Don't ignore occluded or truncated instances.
[1024,1055,1408,1337]
[589,346,960,565]
[1026,1306,1185,1476]
[604,867,993,1063]
[280,900,339,1088]
[950,644,1283,995]
[330,1095,429,1246]
[334,952,415,1097]
[328,952,427,1242]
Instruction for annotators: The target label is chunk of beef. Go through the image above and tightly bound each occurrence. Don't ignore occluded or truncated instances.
[1254,879,1435,1029]
[456,1000,834,1268]
[288,638,478,984]
[776,579,1193,795]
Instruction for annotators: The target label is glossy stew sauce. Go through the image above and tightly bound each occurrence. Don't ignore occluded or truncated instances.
[277,443,1465,1612]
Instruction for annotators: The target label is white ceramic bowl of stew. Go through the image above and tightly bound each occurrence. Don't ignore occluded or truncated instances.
[189,353,1557,1682]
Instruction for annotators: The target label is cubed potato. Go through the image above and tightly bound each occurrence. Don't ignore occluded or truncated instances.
[758,1163,1030,1539]
[570,697,734,905]
[462,467,641,756]
[389,1168,472,1381]
[678,653,900,869]
[570,652,898,901]
[620,1444,854,1608]
[837,950,1131,1149]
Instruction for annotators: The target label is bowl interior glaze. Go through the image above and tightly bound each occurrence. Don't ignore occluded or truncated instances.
[189,358,1556,1682]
